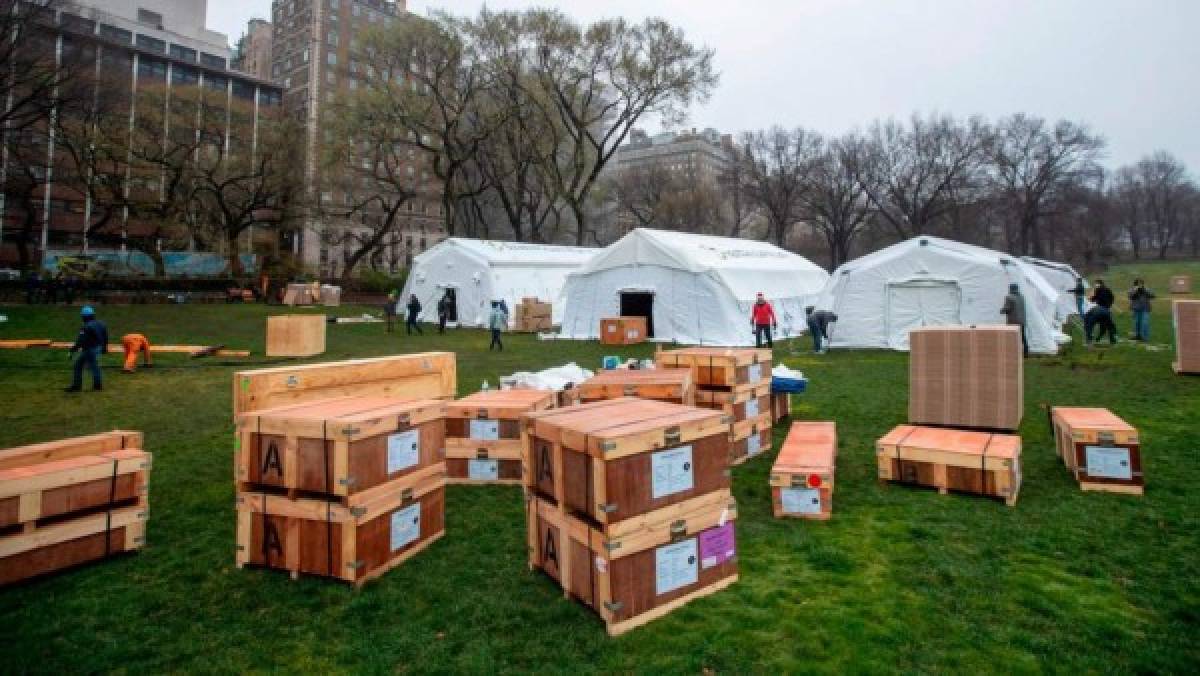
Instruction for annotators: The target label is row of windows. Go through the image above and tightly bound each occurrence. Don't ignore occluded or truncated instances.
[59,12,228,70]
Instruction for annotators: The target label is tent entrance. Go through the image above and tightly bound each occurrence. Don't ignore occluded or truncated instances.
[620,291,655,337]
[886,280,961,350]
[439,287,458,322]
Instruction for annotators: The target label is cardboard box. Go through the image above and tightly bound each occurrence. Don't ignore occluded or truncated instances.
[1173,300,1200,374]
[909,326,1023,431]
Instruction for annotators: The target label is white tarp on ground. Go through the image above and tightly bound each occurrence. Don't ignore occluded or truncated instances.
[1021,256,1087,321]
[401,238,598,327]
[812,236,1068,354]
[558,228,830,346]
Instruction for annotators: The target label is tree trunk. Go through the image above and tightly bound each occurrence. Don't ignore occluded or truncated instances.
[571,201,586,245]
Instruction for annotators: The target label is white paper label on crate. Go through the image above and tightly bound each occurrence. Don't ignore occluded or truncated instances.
[468,458,499,481]
[387,429,420,474]
[781,488,822,514]
[655,537,698,595]
[469,419,500,441]
[651,445,694,499]
[745,398,760,419]
[1084,446,1133,480]
[607,324,616,333]
[746,432,762,457]
[747,363,762,384]
[390,503,421,551]
[626,329,638,340]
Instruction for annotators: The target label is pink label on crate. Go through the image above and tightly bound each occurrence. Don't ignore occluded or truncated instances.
[698,523,736,569]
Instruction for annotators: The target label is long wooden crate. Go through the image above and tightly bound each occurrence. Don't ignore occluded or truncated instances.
[523,398,731,529]
[233,352,456,418]
[444,389,557,485]
[876,425,1021,506]
[656,347,772,389]
[1050,407,1143,495]
[578,368,696,406]
[1,449,150,531]
[235,396,445,502]
[527,491,738,636]
[236,463,445,585]
[0,505,147,586]
[600,317,647,345]
[1174,300,1200,374]
[770,422,837,519]
[266,314,327,357]
[909,326,1023,431]
[695,383,770,421]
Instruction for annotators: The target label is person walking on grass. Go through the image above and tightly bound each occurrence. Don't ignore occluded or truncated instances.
[405,294,423,335]
[1000,282,1029,357]
[488,301,506,351]
[751,292,778,349]
[437,291,451,334]
[1127,278,1155,341]
[1088,278,1118,345]
[383,290,398,333]
[66,306,108,392]
[805,306,838,354]
[1084,305,1117,346]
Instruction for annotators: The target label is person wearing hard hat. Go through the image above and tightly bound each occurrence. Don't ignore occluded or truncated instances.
[66,306,109,392]
[750,292,778,348]
[1000,283,1029,357]
[121,333,153,373]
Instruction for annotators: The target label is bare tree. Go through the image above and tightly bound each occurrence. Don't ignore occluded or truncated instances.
[740,126,820,246]
[717,140,753,237]
[1134,151,1192,259]
[799,135,875,268]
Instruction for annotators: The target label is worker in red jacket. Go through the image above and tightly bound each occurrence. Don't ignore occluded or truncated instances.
[750,292,778,348]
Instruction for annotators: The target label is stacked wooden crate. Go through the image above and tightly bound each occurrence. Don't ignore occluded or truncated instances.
[514,298,553,332]
[876,426,1021,506]
[1050,407,1143,495]
[523,398,738,636]
[0,431,150,586]
[770,422,837,519]
[1173,300,1200,374]
[658,347,773,465]
[444,389,557,484]
[265,314,327,357]
[599,317,648,345]
[577,368,696,406]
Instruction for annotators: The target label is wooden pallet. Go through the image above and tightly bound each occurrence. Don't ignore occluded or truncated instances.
[655,347,772,389]
[1050,407,1143,496]
[444,389,556,484]
[578,368,695,406]
[770,422,837,519]
[876,425,1021,506]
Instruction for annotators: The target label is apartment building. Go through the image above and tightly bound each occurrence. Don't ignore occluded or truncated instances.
[615,127,735,184]
[232,18,273,82]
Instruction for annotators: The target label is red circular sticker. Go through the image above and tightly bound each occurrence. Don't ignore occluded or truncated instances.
[807,474,822,488]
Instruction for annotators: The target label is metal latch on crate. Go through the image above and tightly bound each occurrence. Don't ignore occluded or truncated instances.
[664,426,681,445]
[338,476,358,487]
[622,385,637,396]
[400,487,414,502]
[350,506,367,517]
[397,414,410,427]
[790,475,807,487]
[477,409,489,419]
[603,601,624,613]
[720,415,734,425]
[476,449,490,459]
[346,560,365,571]
[598,502,618,514]
[1098,431,1115,444]
[669,519,687,541]
[340,426,360,437]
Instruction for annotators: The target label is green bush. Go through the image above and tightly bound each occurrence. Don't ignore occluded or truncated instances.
[354,268,408,293]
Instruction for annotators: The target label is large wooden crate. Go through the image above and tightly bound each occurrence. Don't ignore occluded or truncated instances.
[444,389,557,485]
[282,282,319,306]
[695,383,772,465]
[729,413,773,465]
[770,392,791,423]
[527,491,738,636]
[876,425,1021,506]
[0,431,150,586]
[266,314,327,357]
[236,463,445,585]
[1169,275,1192,294]
[909,326,1023,431]
[656,347,772,389]
[235,396,445,502]
[523,398,731,529]
[770,422,837,519]
[600,317,647,345]
[1050,407,1143,495]
[1173,300,1200,374]
[233,352,456,418]
[578,368,695,406]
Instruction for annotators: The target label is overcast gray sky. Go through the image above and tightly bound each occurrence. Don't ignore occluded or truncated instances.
[207,0,1200,172]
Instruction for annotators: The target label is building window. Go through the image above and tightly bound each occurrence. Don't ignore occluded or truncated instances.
[259,89,281,106]
[200,52,226,69]
[171,64,199,86]
[137,9,164,28]
[326,71,336,84]
[135,34,166,53]
[232,80,255,101]
[205,73,228,92]
[352,4,360,16]
[327,32,338,46]
[169,44,197,62]
[137,56,167,81]
[326,51,337,65]
[99,24,133,44]
[301,48,309,63]
[330,0,339,7]
[60,13,96,35]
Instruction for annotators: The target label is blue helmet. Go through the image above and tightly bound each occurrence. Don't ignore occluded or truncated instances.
[80,305,96,318]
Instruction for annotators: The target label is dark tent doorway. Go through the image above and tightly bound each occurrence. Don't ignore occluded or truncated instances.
[440,288,458,322]
[620,291,655,337]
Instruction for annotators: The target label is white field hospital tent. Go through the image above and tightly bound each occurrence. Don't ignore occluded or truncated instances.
[401,238,598,327]
[1021,256,1087,320]
[558,228,829,346]
[812,236,1068,354]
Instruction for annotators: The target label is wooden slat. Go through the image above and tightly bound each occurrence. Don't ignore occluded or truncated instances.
[0,431,143,471]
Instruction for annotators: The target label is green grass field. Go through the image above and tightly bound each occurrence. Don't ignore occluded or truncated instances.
[1,262,1198,673]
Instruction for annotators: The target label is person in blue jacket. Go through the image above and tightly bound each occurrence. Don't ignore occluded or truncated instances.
[66,306,109,392]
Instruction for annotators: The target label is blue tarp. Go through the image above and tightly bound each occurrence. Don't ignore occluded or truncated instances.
[42,250,258,277]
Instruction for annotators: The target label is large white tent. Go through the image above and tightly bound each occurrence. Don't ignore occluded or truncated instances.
[401,238,598,327]
[558,228,830,346]
[812,236,1068,354]
[1021,256,1087,320]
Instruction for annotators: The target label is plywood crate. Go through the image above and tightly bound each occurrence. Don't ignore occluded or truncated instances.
[770,422,836,519]
[265,314,327,357]
[876,425,1021,506]
[1050,407,1143,495]
[578,368,696,406]
[444,389,557,485]
[233,352,456,418]
[909,326,1023,431]
[282,282,319,306]
[0,431,150,586]
[696,382,769,421]
[236,463,445,585]
[729,413,773,465]
[527,490,738,636]
[523,398,731,528]
[770,392,791,423]
[236,396,445,502]
[599,317,647,345]
[1169,275,1192,294]
[1173,300,1200,374]
[656,347,772,389]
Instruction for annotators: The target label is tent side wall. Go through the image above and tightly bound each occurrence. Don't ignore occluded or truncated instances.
[402,245,494,327]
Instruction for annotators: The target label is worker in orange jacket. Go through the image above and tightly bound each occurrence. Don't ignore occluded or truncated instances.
[121,333,153,372]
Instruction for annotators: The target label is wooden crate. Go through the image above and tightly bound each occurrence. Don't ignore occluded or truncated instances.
[909,326,1023,431]
[599,317,648,345]
[0,505,147,586]
[1050,407,1143,495]
[444,389,557,485]
[770,392,791,423]
[770,422,836,519]
[523,398,730,529]
[282,282,319,306]
[236,463,445,585]
[233,352,456,418]
[876,425,1021,506]
[730,413,773,465]
[527,491,738,636]
[696,384,769,422]
[578,368,695,406]
[1174,300,1200,374]
[1,449,150,531]
[656,347,772,389]
[1169,275,1192,294]
[265,315,327,357]
[236,396,445,502]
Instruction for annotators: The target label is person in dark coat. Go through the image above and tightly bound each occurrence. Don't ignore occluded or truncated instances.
[24,272,40,304]
[805,306,838,354]
[437,291,451,334]
[1127,278,1155,341]
[66,306,108,392]
[405,294,423,335]
[1087,279,1118,345]
[1000,282,1029,357]
[383,291,398,333]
